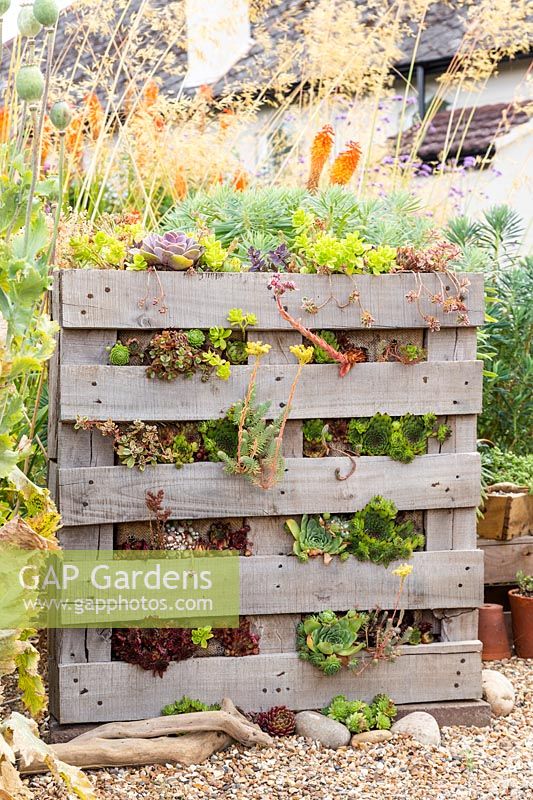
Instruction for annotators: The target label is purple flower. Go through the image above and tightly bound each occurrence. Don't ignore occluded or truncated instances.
[381,155,394,165]
[491,167,503,176]
[248,247,267,272]
[463,156,477,169]
[268,244,291,270]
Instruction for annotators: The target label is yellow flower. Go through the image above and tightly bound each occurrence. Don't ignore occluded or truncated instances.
[290,344,314,365]
[246,341,272,358]
[392,563,413,579]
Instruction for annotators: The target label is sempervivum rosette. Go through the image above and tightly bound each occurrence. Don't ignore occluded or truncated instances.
[133,231,204,270]
[255,705,296,736]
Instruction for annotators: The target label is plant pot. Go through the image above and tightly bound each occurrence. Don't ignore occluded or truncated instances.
[509,589,533,658]
[477,484,533,541]
[478,603,512,660]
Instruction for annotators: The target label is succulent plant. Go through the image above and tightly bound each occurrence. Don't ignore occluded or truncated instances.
[226,340,248,364]
[147,330,203,380]
[17,6,42,37]
[112,628,196,676]
[313,330,339,364]
[348,496,424,566]
[297,610,366,674]
[133,231,203,270]
[256,706,296,737]
[362,413,393,456]
[49,100,73,131]
[186,328,205,348]
[213,618,260,657]
[108,342,130,366]
[15,65,45,102]
[302,418,332,457]
[161,695,220,717]
[208,326,232,350]
[161,696,220,716]
[172,433,198,468]
[322,693,396,732]
[33,0,59,27]
[199,417,239,462]
[285,514,349,563]
[0,2,11,18]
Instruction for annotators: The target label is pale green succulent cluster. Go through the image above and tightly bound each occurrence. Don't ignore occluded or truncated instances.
[285,514,349,563]
[297,610,367,675]
[322,693,397,733]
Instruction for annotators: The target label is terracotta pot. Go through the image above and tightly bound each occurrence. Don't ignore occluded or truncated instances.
[478,603,512,660]
[509,589,533,658]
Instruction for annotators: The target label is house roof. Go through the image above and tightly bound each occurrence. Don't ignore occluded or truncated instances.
[38,0,528,103]
[397,101,532,163]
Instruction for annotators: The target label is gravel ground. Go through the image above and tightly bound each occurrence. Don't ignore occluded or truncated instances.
[24,658,533,800]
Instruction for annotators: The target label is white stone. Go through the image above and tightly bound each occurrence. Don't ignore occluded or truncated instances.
[295,711,351,749]
[351,729,393,745]
[391,712,441,746]
[482,669,515,717]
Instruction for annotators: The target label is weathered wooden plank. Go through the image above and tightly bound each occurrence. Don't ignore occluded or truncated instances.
[452,508,478,550]
[437,609,479,642]
[59,361,483,421]
[425,509,453,551]
[238,550,483,612]
[58,453,481,526]
[478,535,533,584]
[59,271,485,329]
[426,328,478,361]
[56,644,482,722]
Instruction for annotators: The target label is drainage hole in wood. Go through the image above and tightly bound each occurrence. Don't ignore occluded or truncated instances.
[91,381,97,386]
[454,683,459,688]
[82,502,88,507]
[88,480,94,485]
[73,678,78,684]
[275,376,282,382]
[458,583,463,588]
[105,287,111,293]
[262,688,267,693]
[465,566,470,571]
[87,293,93,299]
[97,701,103,706]
[461,658,466,663]
[81,310,86,315]
[422,376,428,383]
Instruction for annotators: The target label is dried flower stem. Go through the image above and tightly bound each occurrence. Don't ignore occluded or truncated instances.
[259,362,304,489]
[274,295,362,377]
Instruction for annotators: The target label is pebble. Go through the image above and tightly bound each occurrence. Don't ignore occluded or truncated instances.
[294,710,351,749]
[22,658,533,800]
[351,730,393,745]
[482,668,516,717]
[391,712,441,747]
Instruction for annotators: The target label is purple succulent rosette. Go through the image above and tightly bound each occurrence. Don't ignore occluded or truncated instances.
[133,231,204,270]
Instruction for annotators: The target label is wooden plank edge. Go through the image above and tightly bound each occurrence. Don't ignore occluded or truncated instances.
[55,645,482,723]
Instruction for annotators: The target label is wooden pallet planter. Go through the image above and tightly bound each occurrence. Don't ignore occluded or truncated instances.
[49,270,484,723]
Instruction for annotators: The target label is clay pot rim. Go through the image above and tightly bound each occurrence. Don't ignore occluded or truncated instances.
[508,588,533,601]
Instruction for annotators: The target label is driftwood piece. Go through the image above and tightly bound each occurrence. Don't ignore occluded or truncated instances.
[20,732,233,772]
[20,699,271,774]
[69,700,271,748]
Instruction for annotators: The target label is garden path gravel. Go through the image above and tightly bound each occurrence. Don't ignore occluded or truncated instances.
[25,658,532,800]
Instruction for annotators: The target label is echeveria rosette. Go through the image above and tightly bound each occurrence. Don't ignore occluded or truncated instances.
[133,231,204,271]
[286,514,349,563]
[297,609,367,674]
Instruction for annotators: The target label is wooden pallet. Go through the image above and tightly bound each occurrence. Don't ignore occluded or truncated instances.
[48,270,484,723]
[479,535,533,585]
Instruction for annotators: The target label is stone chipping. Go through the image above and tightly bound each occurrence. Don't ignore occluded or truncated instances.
[25,658,532,800]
